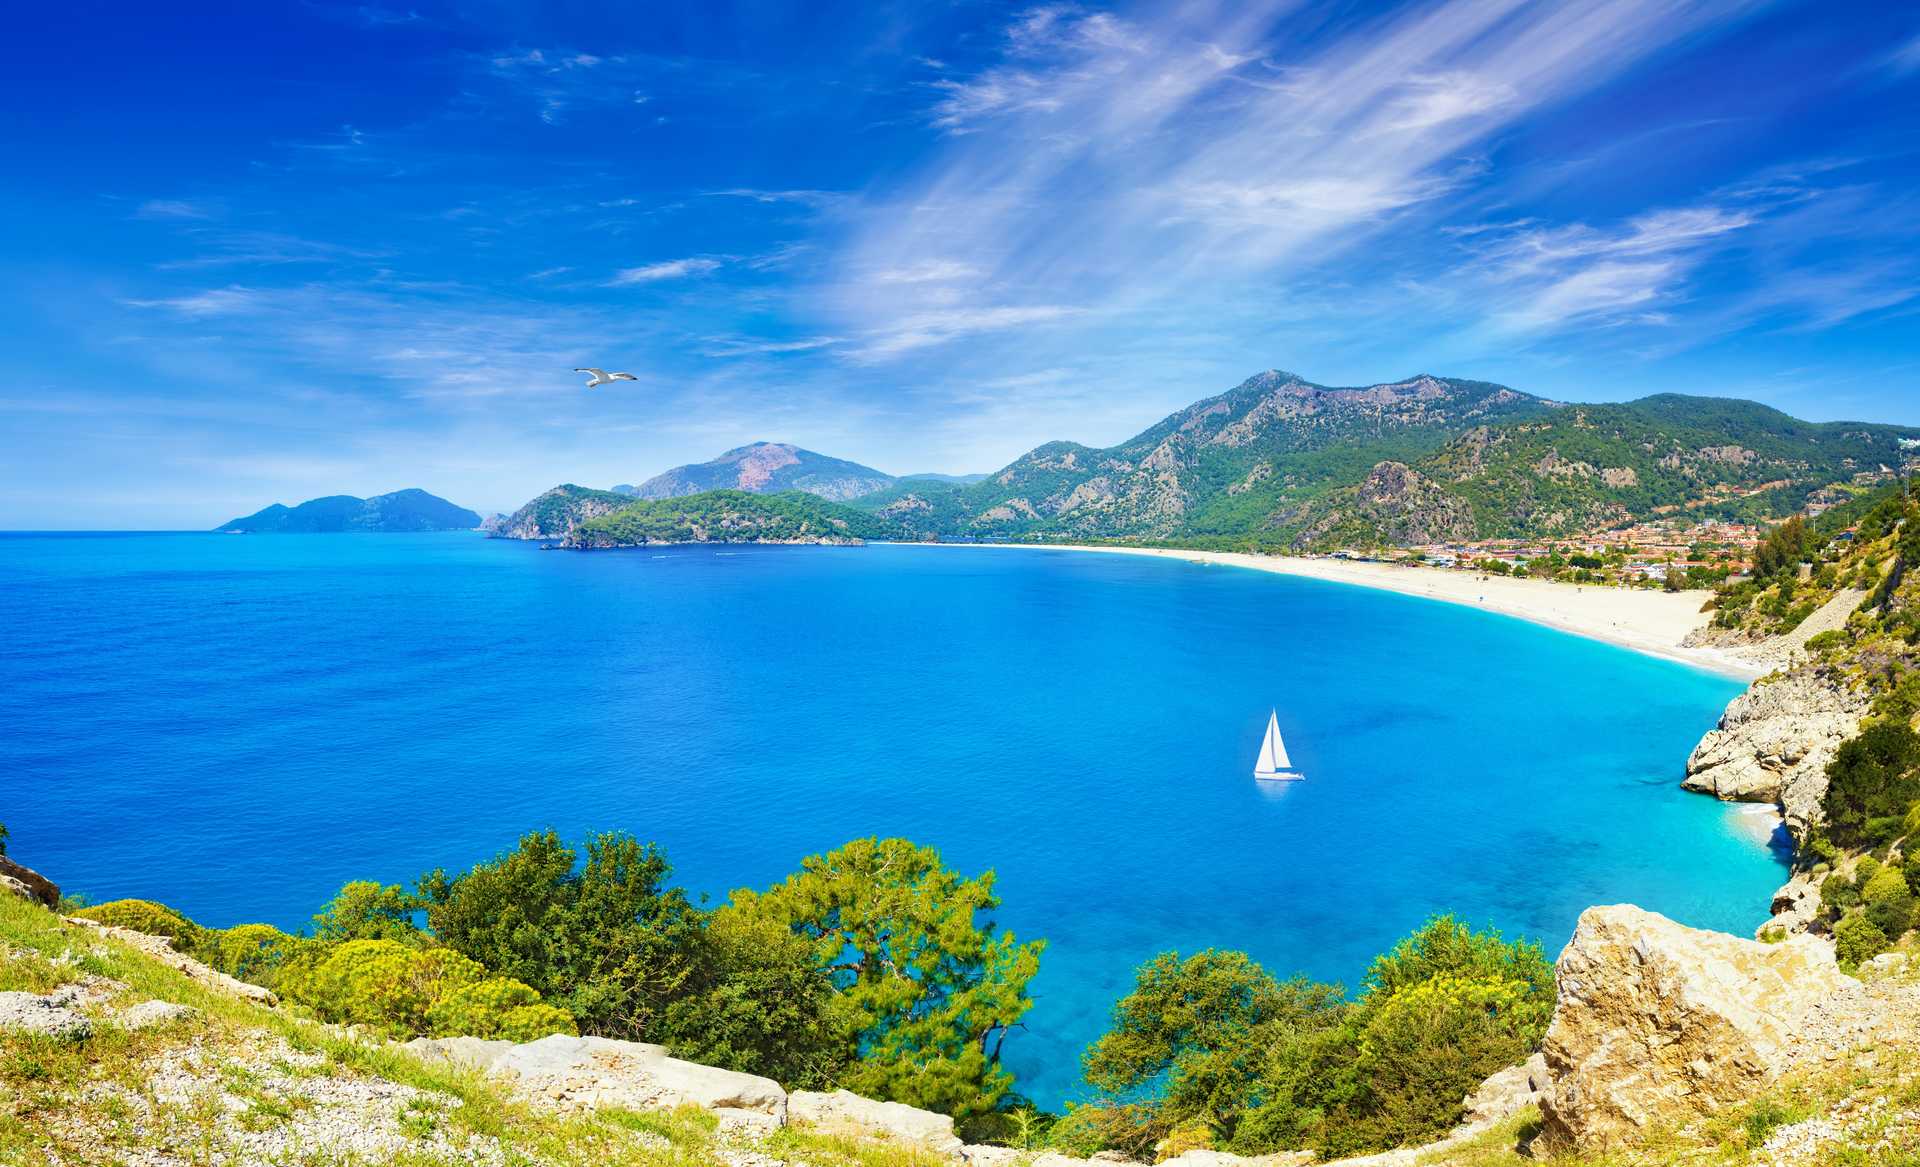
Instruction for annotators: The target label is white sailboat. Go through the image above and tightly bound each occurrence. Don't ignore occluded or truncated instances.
[1253,710,1303,781]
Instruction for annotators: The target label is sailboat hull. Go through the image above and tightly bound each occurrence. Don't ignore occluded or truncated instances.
[1253,769,1304,782]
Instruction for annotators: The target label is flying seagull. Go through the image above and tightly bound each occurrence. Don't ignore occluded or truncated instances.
[574,367,638,388]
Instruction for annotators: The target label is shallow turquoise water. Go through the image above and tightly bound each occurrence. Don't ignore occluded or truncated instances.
[0,533,1784,1105]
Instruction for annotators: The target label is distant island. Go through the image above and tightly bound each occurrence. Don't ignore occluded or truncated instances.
[487,487,885,547]
[217,489,480,533]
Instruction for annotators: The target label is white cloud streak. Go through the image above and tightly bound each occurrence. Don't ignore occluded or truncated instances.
[606,257,723,285]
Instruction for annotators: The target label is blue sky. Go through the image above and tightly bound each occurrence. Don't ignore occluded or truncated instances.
[4,1,1919,527]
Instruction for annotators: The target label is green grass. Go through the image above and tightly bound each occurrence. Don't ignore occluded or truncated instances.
[0,891,992,1167]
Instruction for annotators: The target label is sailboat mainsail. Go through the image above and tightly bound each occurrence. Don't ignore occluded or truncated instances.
[1253,710,1303,781]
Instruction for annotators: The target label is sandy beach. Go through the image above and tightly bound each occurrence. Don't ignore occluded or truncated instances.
[898,542,1766,680]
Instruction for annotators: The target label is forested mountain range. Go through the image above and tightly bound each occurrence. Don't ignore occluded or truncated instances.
[854,372,1919,549]
[490,370,1916,549]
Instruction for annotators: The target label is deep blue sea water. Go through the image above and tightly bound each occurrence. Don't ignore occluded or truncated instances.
[0,533,1785,1105]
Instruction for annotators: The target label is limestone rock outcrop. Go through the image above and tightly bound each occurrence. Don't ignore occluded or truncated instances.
[1682,669,1867,838]
[791,1089,964,1156]
[406,1033,788,1121]
[66,916,277,1005]
[0,854,59,909]
[1458,1052,1547,1129]
[1537,904,1856,1152]
[1759,871,1823,938]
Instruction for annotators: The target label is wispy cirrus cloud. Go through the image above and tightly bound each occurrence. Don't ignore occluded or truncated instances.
[1887,31,1920,74]
[829,0,1769,361]
[1465,205,1756,333]
[153,229,385,270]
[123,286,263,316]
[702,335,842,358]
[606,257,723,285]
[133,199,215,220]
[848,304,1083,361]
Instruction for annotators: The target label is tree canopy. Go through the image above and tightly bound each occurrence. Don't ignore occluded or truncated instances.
[729,836,1045,1118]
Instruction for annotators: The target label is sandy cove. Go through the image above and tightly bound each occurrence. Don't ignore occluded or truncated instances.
[890,542,1766,680]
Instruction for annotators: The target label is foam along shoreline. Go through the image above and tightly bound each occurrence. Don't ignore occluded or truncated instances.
[890,542,1767,680]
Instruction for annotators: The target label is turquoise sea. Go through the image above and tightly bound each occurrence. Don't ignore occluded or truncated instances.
[0,533,1785,1105]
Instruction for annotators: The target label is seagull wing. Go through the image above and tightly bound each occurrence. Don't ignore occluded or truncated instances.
[611,372,638,380]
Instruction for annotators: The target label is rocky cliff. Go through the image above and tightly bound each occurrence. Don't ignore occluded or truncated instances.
[1683,667,1870,833]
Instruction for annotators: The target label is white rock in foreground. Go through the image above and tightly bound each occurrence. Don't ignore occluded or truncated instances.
[0,990,93,1039]
[1537,904,1856,1152]
[406,1033,787,1120]
[792,1088,965,1156]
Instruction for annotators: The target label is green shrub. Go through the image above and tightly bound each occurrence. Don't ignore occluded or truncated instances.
[1823,723,1920,848]
[73,899,203,945]
[1864,865,1908,902]
[1821,873,1859,911]
[1865,888,1915,939]
[1082,917,1553,1163]
[656,898,858,1090]
[1855,856,1883,889]
[312,881,425,943]
[1866,816,1908,843]
[1744,1098,1811,1148]
[1803,630,1847,654]
[279,938,574,1040]
[1833,915,1890,970]
[1905,850,1920,896]
[418,830,705,1043]
[202,923,307,985]
[1045,1104,1120,1157]
[1082,948,1344,1153]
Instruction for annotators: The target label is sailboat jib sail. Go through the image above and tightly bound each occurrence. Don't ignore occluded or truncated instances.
[1253,709,1303,781]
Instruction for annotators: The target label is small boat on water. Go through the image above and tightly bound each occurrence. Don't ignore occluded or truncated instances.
[1253,709,1303,781]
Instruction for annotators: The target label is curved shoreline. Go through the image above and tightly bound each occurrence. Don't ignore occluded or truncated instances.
[883,541,1766,680]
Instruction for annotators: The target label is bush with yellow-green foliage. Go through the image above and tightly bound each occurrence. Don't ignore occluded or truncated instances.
[72,898,203,945]
[278,937,575,1040]
[1833,914,1891,971]
[202,922,308,987]
[1081,916,1553,1162]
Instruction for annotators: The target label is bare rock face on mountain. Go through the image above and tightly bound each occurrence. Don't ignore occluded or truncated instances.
[627,442,896,502]
[1537,905,1857,1153]
[1682,668,1869,836]
[1291,461,1477,549]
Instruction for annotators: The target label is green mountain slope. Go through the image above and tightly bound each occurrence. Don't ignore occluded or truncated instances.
[567,489,893,547]
[852,371,1550,542]
[217,489,479,533]
[485,484,634,540]
[624,442,897,502]
[1305,395,1918,547]
[850,372,1918,548]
